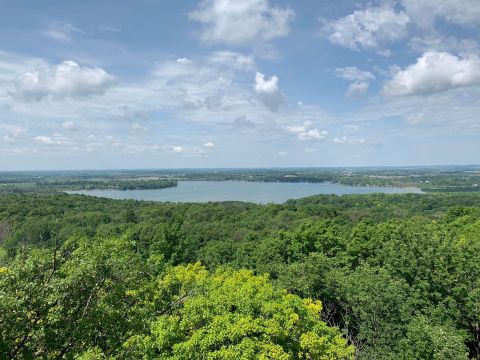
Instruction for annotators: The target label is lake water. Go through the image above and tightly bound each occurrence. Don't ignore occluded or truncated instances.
[68,181,423,204]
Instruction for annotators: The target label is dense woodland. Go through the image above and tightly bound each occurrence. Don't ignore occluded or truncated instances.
[1,191,480,358]
[0,176,177,192]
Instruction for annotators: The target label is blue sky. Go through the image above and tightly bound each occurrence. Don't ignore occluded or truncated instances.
[0,0,479,170]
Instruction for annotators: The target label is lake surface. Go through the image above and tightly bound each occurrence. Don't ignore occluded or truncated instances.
[68,181,423,204]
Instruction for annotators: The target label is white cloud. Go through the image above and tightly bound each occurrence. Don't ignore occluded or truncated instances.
[298,128,328,141]
[44,22,84,42]
[406,113,425,124]
[154,58,197,78]
[32,133,73,147]
[34,136,55,145]
[131,123,148,132]
[402,0,480,28]
[171,145,186,153]
[336,66,374,97]
[0,124,25,137]
[62,121,75,130]
[335,66,375,82]
[344,123,360,132]
[0,51,48,85]
[0,51,335,159]
[321,5,410,54]
[203,141,216,147]
[3,134,16,143]
[254,71,285,111]
[285,121,328,141]
[333,136,366,145]
[0,51,298,132]
[99,24,122,33]
[121,144,161,154]
[189,0,294,46]
[208,51,255,71]
[167,145,206,156]
[11,60,114,101]
[2,124,26,143]
[409,35,480,55]
[176,57,192,64]
[347,81,370,97]
[383,52,480,96]
[130,52,260,129]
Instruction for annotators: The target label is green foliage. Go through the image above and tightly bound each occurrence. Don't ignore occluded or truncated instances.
[0,236,149,358]
[400,317,468,359]
[124,263,354,359]
[2,191,480,358]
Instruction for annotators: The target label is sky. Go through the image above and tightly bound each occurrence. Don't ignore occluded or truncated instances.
[0,0,479,170]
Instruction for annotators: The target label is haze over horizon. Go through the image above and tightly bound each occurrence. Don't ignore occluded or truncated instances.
[1,0,479,170]
[1,164,480,174]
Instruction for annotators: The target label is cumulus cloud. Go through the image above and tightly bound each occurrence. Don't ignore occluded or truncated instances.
[285,121,328,141]
[346,81,370,97]
[203,141,216,147]
[189,0,295,46]
[336,66,375,97]
[321,5,410,55]
[402,0,480,28]
[382,52,480,96]
[11,60,114,101]
[254,71,286,111]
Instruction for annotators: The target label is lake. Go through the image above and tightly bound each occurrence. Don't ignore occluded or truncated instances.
[68,180,423,204]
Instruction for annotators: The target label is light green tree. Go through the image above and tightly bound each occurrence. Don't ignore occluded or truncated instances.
[124,263,354,359]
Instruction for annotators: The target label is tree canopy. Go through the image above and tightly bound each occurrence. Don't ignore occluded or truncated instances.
[1,192,480,358]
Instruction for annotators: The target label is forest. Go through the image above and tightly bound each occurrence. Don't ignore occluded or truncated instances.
[1,191,480,358]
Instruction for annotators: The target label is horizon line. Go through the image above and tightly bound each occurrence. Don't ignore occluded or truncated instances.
[0,164,479,173]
